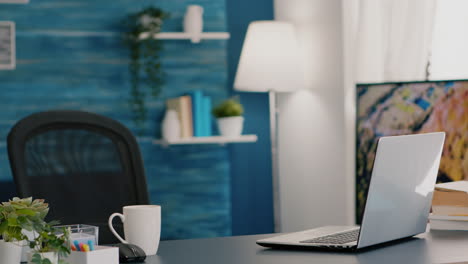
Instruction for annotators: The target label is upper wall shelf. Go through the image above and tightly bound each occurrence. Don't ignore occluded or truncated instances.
[138,5,230,44]
[154,135,258,146]
[0,0,28,3]
[138,32,230,44]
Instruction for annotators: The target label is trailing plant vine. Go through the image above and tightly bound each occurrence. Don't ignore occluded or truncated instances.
[123,7,169,130]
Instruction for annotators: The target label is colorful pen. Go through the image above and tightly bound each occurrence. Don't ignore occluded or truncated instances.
[82,244,90,252]
[79,243,86,252]
[87,240,95,251]
[73,241,81,252]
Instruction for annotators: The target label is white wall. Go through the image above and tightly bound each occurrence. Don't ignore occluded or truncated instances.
[274,0,352,232]
[430,0,468,79]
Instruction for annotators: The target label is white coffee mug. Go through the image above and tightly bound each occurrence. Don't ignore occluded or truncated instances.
[108,205,161,255]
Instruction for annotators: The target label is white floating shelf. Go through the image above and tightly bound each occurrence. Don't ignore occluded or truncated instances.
[138,32,230,43]
[0,0,29,3]
[154,135,257,146]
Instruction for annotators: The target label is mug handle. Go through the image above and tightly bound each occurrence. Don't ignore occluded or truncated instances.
[108,213,128,244]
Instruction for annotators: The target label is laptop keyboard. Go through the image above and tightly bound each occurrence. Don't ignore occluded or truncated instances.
[300,229,360,244]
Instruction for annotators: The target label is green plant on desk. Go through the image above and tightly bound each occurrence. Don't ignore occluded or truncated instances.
[29,224,71,264]
[0,197,70,264]
[0,197,49,243]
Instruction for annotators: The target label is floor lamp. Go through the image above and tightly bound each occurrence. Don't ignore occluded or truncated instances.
[234,21,303,232]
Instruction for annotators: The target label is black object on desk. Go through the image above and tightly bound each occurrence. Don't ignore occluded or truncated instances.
[115,243,147,263]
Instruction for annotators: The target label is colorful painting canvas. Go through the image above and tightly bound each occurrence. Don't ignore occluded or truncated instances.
[356,80,468,222]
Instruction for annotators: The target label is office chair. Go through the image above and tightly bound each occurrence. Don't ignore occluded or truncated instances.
[7,110,150,244]
[0,181,17,202]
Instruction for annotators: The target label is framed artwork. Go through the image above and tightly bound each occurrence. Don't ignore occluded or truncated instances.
[356,80,468,222]
[0,21,15,70]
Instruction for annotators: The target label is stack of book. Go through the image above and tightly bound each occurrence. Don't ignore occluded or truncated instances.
[430,181,468,230]
[165,90,212,139]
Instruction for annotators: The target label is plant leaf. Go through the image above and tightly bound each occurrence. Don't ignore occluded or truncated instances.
[16,209,36,216]
[8,217,18,226]
[31,253,42,264]
[0,220,8,234]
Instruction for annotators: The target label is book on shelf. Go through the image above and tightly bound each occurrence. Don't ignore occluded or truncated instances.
[166,95,193,138]
[165,91,214,139]
[202,95,212,137]
[187,90,203,137]
[186,90,213,137]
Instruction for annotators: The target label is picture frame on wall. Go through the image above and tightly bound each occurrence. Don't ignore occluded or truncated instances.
[0,21,15,70]
[355,80,468,223]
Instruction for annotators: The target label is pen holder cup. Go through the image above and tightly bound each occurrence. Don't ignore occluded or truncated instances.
[55,224,99,245]
[63,246,118,264]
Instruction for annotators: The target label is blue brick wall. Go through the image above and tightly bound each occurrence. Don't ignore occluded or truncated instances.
[0,0,231,240]
[226,0,274,235]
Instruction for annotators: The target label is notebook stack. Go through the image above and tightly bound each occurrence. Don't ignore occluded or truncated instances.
[165,90,212,139]
[430,181,468,230]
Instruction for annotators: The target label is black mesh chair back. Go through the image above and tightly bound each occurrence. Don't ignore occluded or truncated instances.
[7,110,149,244]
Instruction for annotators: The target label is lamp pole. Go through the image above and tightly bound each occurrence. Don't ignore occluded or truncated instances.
[269,90,281,232]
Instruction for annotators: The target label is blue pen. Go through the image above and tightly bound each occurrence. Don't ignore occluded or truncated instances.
[87,240,95,251]
[73,240,81,251]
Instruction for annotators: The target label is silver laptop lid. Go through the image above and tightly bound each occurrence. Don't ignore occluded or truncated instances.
[357,132,445,249]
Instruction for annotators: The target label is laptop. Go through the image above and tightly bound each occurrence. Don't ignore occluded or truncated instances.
[257,132,446,251]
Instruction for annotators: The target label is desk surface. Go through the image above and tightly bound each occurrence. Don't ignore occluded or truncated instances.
[142,229,468,264]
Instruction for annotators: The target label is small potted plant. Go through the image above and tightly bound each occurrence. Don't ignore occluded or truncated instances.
[28,223,71,264]
[0,197,49,264]
[212,97,245,137]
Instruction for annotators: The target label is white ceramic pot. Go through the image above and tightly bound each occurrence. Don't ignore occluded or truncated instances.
[183,5,204,43]
[217,116,244,137]
[21,230,34,262]
[28,251,58,264]
[21,244,31,263]
[0,239,23,264]
[162,110,181,142]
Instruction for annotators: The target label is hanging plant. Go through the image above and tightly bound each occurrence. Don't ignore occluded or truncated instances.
[123,7,169,130]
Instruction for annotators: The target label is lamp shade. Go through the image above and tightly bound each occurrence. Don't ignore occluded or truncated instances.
[234,21,303,92]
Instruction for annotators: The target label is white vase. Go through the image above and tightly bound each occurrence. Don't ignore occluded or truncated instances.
[162,110,181,142]
[28,251,58,264]
[0,240,23,264]
[183,5,204,43]
[217,116,244,137]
